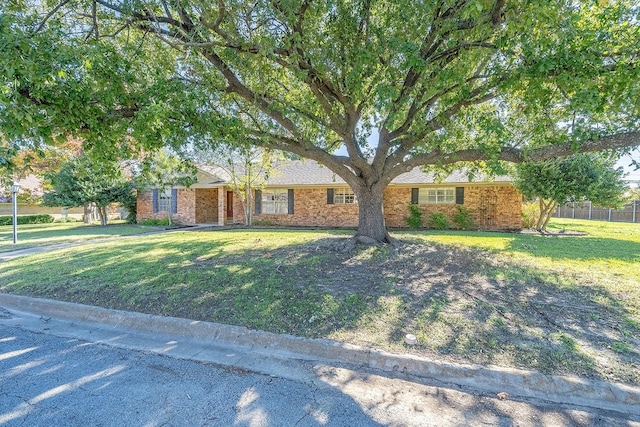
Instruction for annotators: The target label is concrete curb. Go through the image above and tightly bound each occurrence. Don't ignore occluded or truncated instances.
[1,292,639,416]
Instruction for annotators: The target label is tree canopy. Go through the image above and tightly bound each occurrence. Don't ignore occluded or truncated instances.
[2,0,640,241]
[515,153,628,230]
[42,155,134,225]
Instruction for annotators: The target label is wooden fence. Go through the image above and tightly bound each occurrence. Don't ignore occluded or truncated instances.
[555,200,640,223]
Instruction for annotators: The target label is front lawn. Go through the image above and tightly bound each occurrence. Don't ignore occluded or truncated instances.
[0,222,161,252]
[0,219,638,386]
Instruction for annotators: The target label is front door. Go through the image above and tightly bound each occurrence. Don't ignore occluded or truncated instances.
[226,191,234,220]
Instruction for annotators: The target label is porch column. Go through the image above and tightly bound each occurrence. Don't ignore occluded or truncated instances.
[218,187,226,226]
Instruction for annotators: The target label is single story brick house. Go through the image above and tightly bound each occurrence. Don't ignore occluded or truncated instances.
[136,160,522,229]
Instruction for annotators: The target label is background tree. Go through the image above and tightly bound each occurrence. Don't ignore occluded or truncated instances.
[627,186,640,201]
[43,155,135,226]
[2,1,640,242]
[514,154,628,231]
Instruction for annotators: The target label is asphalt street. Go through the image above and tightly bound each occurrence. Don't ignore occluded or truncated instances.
[1,320,638,426]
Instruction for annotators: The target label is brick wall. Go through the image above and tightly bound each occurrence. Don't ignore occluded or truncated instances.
[139,184,522,229]
[245,184,521,230]
[175,189,196,224]
[384,186,475,228]
[383,187,412,227]
[136,190,154,223]
[247,187,359,227]
[232,192,248,224]
[465,185,522,229]
[195,188,218,223]
[385,184,522,229]
[136,188,197,224]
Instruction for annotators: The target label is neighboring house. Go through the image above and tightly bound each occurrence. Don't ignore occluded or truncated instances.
[136,160,522,229]
[0,174,44,203]
[0,174,87,218]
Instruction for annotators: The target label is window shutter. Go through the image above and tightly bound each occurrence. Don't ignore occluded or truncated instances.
[152,189,159,213]
[171,188,178,213]
[411,188,419,204]
[455,187,464,205]
[255,189,261,214]
[288,189,294,214]
[327,188,334,205]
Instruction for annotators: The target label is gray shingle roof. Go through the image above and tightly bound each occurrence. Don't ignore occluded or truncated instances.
[193,160,512,187]
[264,160,512,186]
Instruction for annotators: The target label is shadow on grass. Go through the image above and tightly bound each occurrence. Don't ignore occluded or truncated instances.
[0,229,638,385]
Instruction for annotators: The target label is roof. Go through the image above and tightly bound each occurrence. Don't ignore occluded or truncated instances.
[188,165,230,187]
[262,160,511,186]
[191,160,512,187]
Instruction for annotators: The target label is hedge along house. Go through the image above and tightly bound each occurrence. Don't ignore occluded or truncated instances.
[136,160,523,229]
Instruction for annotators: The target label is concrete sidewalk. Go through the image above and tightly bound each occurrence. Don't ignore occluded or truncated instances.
[1,293,639,419]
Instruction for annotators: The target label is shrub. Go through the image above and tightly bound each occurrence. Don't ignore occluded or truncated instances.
[253,219,275,226]
[521,201,540,229]
[0,214,55,226]
[139,218,170,226]
[404,203,423,228]
[452,206,475,229]
[428,212,450,229]
[120,198,137,224]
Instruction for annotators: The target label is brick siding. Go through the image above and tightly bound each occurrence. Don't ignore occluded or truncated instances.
[195,188,218,224]
[138,184,522,229]
[252,187,359,227]
[136,188,197,224]
[384,184,522,229]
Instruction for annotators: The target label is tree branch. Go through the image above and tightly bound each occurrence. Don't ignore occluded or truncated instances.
[385,131,640,182]
[35,0,71,33]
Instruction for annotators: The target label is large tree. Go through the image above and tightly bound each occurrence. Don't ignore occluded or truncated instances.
[2,1,640,242]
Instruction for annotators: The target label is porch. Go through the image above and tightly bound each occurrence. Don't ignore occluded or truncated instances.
[193,187,238,226]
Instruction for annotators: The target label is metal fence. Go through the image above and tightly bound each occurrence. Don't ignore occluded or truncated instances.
[554,200,640,223]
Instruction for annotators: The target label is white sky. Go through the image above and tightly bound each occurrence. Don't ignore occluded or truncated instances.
[617,151,640,182]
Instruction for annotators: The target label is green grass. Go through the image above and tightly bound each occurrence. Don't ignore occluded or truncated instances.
[0,219,638,385]
[403,218,640,295]
[0,222,161,252]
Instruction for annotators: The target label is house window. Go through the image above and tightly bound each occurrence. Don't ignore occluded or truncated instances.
[333,188,357,204]
[261,189,289,214]
[419,188,455,204]
[158,189,172,212]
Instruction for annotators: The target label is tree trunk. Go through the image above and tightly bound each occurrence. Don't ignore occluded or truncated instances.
[97,206,108,226]
[244,186,253,226]
[536,199,546,231]
[536,199,558,231]
[245,160,252,226]
[354,185,392,243]
[541,201,558,230]
[83,203,94,223]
